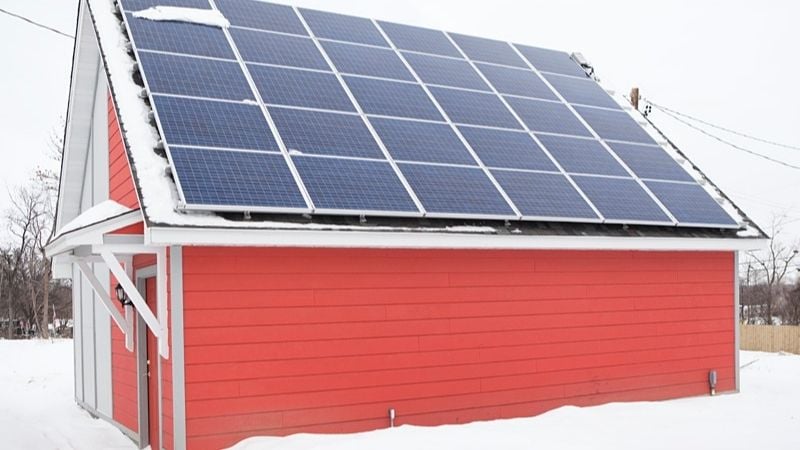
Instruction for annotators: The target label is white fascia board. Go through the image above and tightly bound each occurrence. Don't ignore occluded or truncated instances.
[46,210,144,257]
[146,226,767,252]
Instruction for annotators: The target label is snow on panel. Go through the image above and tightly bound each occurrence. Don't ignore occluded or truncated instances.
[132,6,230,28]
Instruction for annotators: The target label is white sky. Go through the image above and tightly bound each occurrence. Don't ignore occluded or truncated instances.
[0,0,798,246]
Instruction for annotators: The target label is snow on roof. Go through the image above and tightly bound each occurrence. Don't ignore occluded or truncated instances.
[55,199,135,237]
[84,0,764,239]
[131,6,230,28]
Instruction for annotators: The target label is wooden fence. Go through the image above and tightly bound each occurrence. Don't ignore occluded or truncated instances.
[741,325,800,354]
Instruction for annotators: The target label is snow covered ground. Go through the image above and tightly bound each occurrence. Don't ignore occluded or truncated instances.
[234,350,800,450]
[0,339,134,450]
[1,340,798,450]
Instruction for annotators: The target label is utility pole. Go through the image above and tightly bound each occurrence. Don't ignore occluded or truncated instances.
[629,87,640,111]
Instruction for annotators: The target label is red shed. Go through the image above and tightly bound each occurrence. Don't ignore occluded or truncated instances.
[49,1,766,449]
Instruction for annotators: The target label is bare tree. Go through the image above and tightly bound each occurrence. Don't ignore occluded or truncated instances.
[744,216,800,325]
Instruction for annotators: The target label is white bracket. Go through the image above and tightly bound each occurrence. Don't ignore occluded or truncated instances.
[76,260,133,350]
[100,248,170,359]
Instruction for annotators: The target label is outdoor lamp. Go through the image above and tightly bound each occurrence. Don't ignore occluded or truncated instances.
[115,283,133,307]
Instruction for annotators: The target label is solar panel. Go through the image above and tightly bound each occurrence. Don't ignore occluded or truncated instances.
[574,106,657,144]
[514,44,587,77]
[398,163,515,216]
[429,86,521,129]
[216,0,307,35]
[536,134,628,177]
[322,41,415,81]
[645,181,737,226]
[152,96,279,150]
[231,28,328,69]
[299,8,388,47]
[458,127,556,172]
[492,170,598,219]
[293,156,419,212]
[476,63,557,101]
[378,21,461,58]
[120,0,739,228]
[607,142,695,182]
[506,97,591,136]
[370,118,476,165]
[572,175,671,223]
[169,147,307,208]
[120,0,210,10]
[137,51,253,101]
[449,33,527,68]
[249,65,356,112]
[125,14,234,59]
[545,73,621,110]
[270,108,384,159]
[403,52,490,91]
[344,76,443,121]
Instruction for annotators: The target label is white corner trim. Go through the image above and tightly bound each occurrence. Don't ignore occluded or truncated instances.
[169,246,186,450]
[146,226,767,251]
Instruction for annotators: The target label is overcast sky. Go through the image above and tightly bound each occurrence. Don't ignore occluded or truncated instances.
[1,0,798,248]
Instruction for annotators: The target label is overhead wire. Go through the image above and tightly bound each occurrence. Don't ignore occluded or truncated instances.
[646,100,800,152]
[645,100,800,171]
[0,7,74,40]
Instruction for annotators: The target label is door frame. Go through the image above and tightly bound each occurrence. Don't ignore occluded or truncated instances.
[135,265,159,449]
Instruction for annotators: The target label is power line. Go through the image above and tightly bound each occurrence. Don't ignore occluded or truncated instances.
[647,101,800,171]
[646,99,800,152]
[0,7,74,40]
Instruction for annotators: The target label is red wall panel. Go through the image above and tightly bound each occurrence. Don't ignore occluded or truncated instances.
[181,248,736,449]
[107,93,139,209]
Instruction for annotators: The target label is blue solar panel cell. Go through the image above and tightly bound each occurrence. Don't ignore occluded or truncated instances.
[125,15,235,59]
[506,97,591,136]
[170,147,307,208]
[270,108,383,159]
[514,44,587,77]
[449,33,527,68]
[573,175,671,223]
[645,181,737,226]
[137,52,253,100]
[536,135,628,177]
[492,170,598,219]
[344,76,443,121]
[216,0,307,35]
[544,73,620,109]
[607,142,694,182]
[299,8,388,47]
[249,65,355,112]
[574,106,657,144]
[403,53,490,91]
[429,87,521,129]
[293,156,419,212]
[119,0,210,10]
[322,41,414,81]
[398,163,515,216]
[476,64,557,101]
[153,96,279,150]
[378,21,461,57]
[231,28,328,69]
[370,118,475,165]
[458,127,556,172]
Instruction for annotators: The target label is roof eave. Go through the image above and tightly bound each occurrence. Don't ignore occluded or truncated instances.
[145,225,767,251]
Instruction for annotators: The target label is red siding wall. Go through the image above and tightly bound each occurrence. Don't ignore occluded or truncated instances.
[181,248,736,449]
[108,93,138,209]
[108,92,141,433]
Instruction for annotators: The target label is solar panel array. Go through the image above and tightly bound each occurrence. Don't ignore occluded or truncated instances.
[118,0,739,228]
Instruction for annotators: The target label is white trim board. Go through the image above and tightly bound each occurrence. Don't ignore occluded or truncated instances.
[147,226,766,251]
